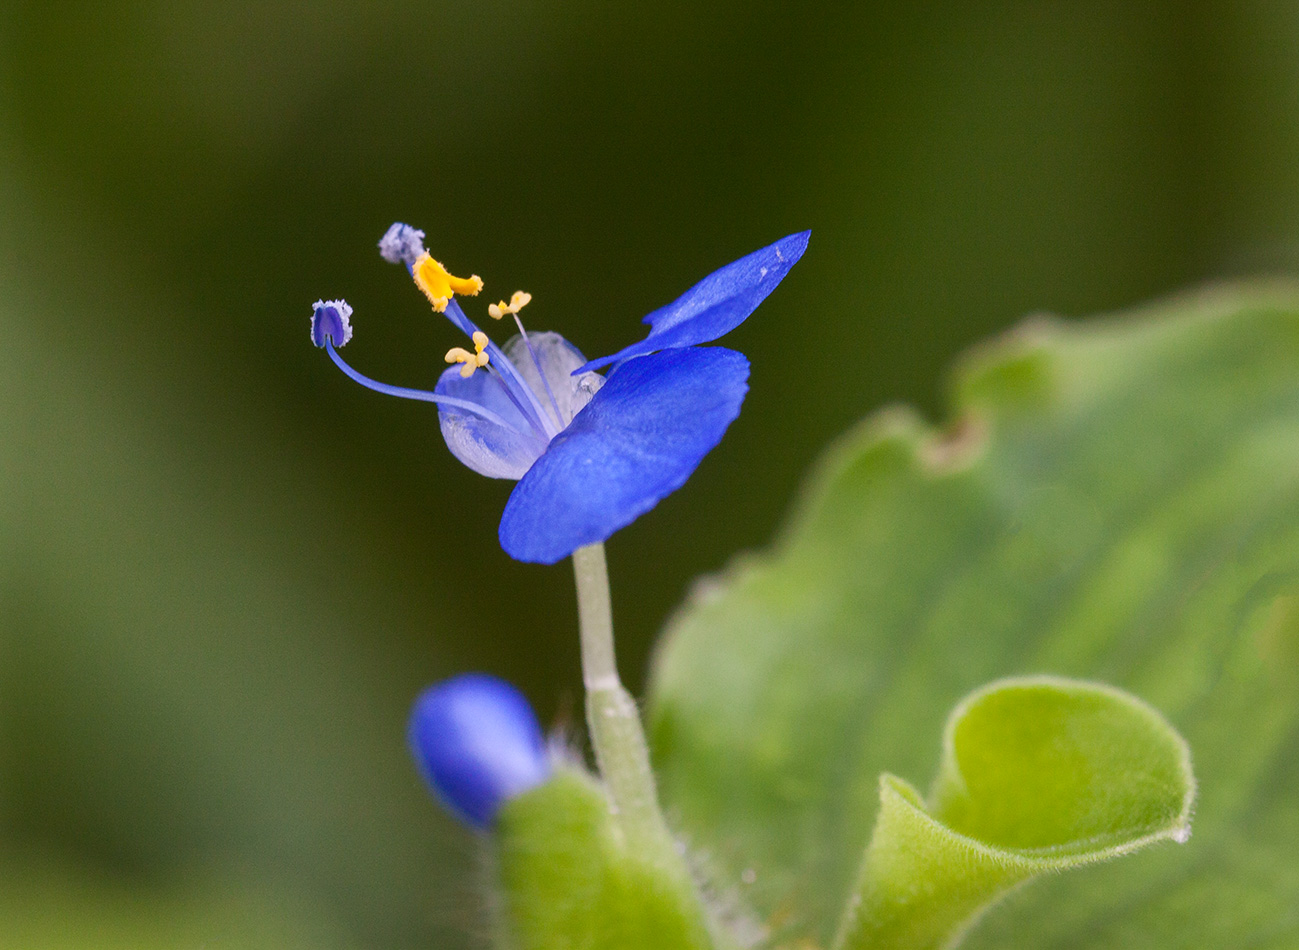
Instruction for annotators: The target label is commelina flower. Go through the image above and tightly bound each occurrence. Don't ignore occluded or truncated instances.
[311,224,809,563]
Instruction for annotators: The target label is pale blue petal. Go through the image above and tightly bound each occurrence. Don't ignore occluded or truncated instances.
[436,366,548,480]
[445,300,557,438]
[499,347,749,563]
[575,231,809,373]
[503,331,605,428]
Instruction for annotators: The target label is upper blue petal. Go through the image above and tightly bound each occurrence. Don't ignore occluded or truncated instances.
[575,231,809,373]
[408,674,551,829]
[499,347,750,563]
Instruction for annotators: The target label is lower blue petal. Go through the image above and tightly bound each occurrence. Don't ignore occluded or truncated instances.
[499,347,750,563]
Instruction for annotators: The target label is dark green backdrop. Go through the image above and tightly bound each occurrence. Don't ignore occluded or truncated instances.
[2,2,1298,947]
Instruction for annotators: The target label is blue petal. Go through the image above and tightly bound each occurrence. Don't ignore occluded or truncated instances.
[575,231,808,373]
[408,674,551,829]
[436,365,549,480]
[444,300,557,438]
[503,331,605,428]
[499,347,750,563]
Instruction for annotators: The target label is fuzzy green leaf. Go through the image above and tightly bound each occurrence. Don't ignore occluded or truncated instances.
[649,287,1299,947]
[493,767,720,950]
[834,677,1194,950]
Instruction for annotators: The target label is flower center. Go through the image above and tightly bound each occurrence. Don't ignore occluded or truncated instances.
[482,290,567,429]
[379,223,571,441]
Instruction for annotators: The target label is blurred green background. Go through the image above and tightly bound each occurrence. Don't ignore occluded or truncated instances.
[2,2,1299,947]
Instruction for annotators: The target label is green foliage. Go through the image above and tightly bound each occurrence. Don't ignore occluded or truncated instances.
[494,768,718,950]
[835,677,1194,950]
[0,858,341,950]
[928,678,1192,855]
[9,5,1299,945]
[649,287,1299,947]
[496,676,1194,950]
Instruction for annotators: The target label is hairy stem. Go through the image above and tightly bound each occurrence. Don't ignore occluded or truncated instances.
[572,542,669,847]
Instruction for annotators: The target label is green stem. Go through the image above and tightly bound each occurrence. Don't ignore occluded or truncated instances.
[572,542,669,847]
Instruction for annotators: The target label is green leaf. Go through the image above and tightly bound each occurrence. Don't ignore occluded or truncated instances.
[494,767,720,950]
[834,677,1194,950]
[649,287,1299,947]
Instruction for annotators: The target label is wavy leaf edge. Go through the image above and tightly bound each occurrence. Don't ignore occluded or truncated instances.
[833,676,1197,950]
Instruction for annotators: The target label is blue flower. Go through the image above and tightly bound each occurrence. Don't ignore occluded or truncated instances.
[312,224,809,563]
[408,674,550,829]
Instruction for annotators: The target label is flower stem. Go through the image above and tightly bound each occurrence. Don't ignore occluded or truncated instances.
[572,542,668,847]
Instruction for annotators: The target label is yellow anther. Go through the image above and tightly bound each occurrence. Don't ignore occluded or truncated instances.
[488,290,533,320]
[445,330,491,378]
[412,252,484,313]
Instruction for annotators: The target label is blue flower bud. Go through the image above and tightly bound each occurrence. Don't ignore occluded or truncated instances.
[408,674,551,829]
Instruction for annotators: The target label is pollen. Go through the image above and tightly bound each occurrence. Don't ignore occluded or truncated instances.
[413,253,484,312]
[446,330,491,378]
[488,291,533,320]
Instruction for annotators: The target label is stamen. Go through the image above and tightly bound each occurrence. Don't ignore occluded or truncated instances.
[321,338,523,433]
[445,300,559,441]
[510,312,565,428]
[488,291,532,320]
[482,292,564,427]
[446,330,492,378]
[413,253,484,312]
